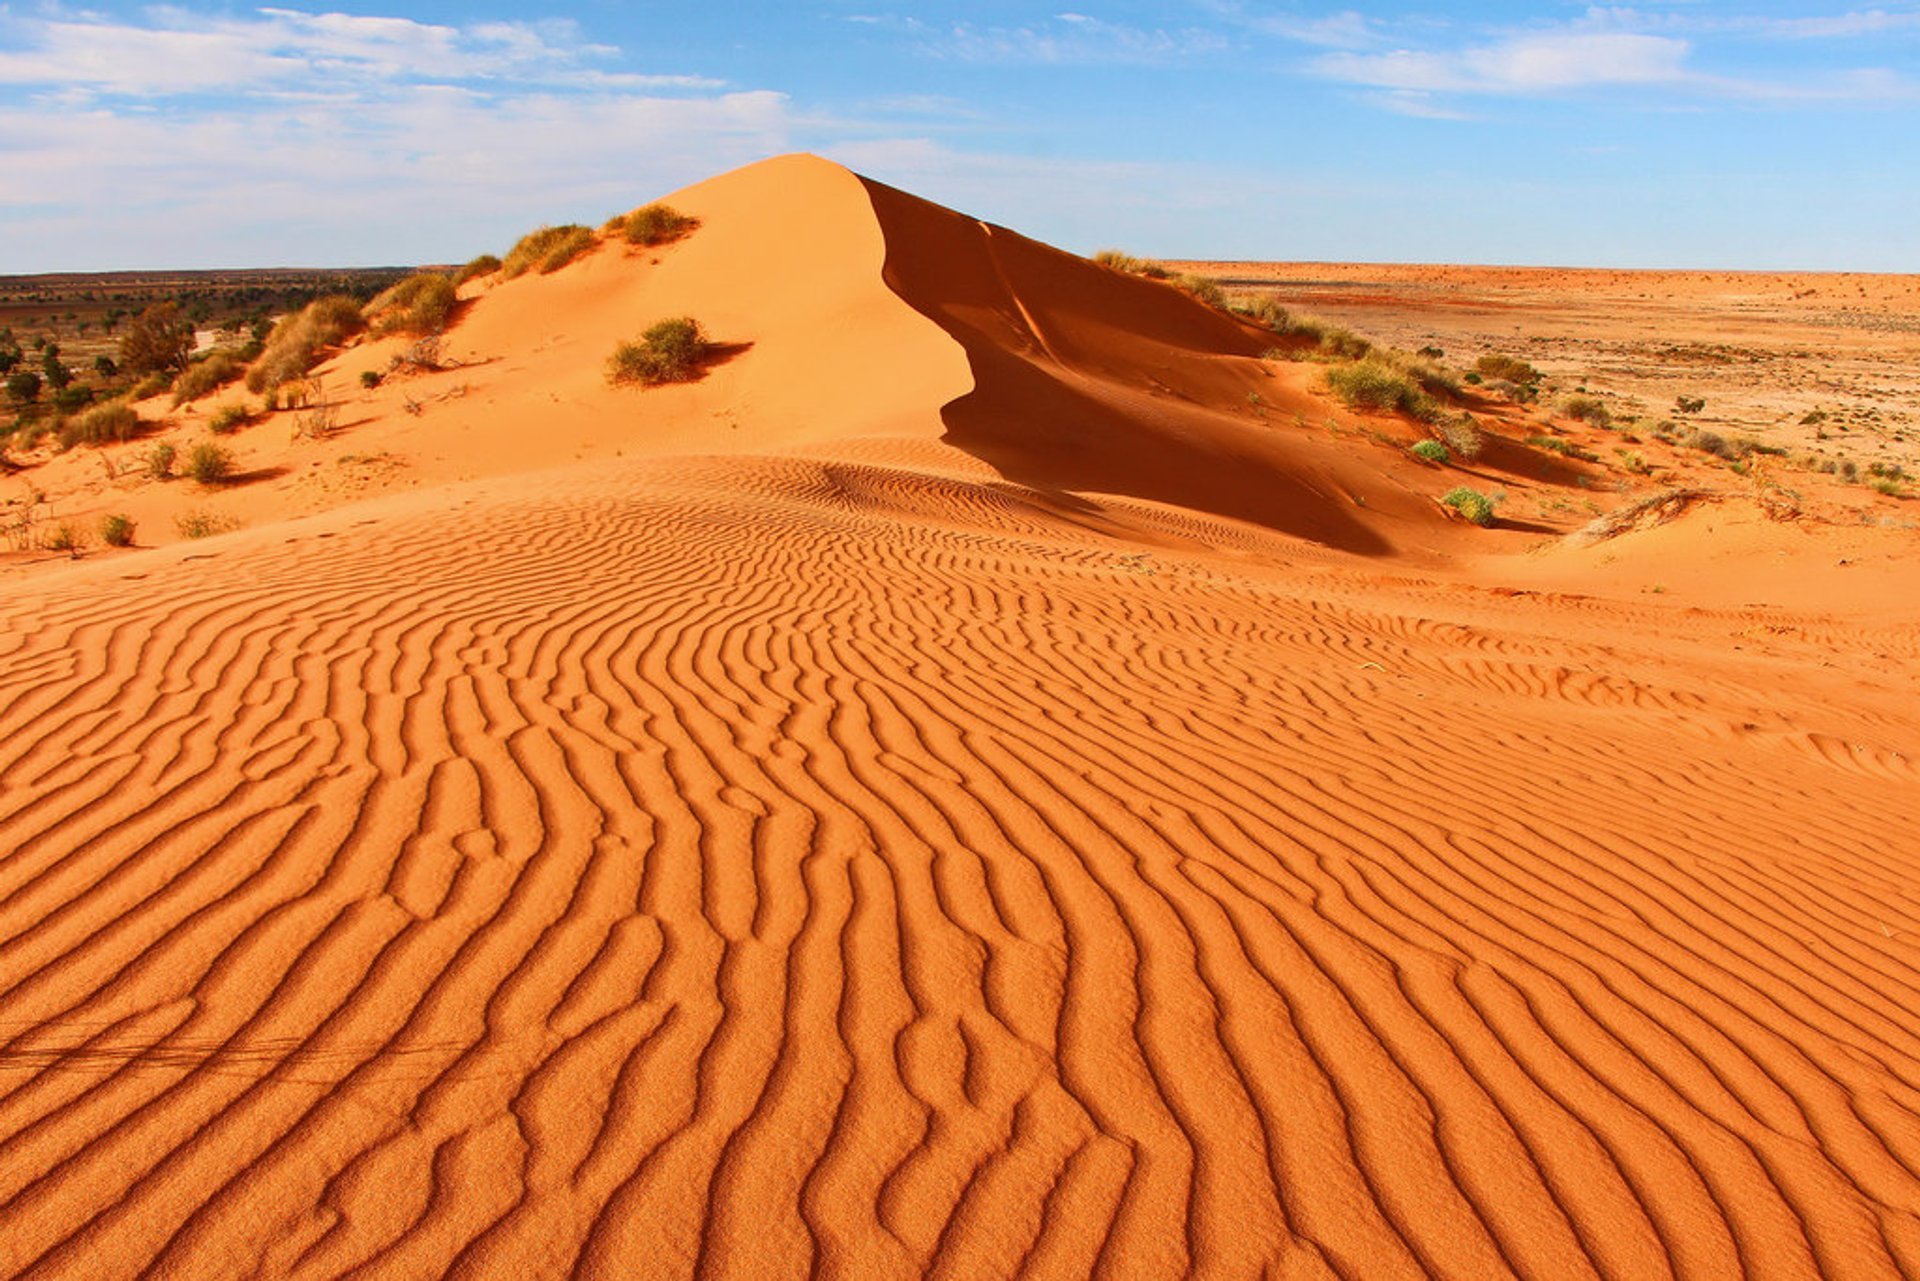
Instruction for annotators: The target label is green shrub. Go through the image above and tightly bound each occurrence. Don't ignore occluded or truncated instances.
[1561,395,1612,428]
[57,400,140,448]
[1442,486,1496,526]
[1409,439,1450,464]
[365,271,457,337]
[130,370,174,400]
[502,224,596,278]
[187,440,235,485]
[1326,356,1440,421]
[607,317,711,386]
[1474,354,1538,384]
[147,440,177,479]
[245,295,365,393]
[208,401,251,435]
[171,348,245,405]
[453,253,503,286]
[100,513,136,547]
[619,203,697,246]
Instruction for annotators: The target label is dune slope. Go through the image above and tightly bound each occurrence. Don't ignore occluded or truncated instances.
[3,158,1920,1278]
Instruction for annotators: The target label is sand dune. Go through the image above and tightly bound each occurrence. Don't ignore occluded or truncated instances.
[3,156,1920,1278]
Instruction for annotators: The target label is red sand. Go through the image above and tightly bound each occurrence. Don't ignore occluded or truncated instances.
[2,155,1918,1278]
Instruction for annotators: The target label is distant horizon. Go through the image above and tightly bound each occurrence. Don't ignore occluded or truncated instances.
[4,4,1917,274]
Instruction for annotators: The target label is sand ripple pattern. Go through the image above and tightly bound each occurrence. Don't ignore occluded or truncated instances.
[2,457,1918,1279]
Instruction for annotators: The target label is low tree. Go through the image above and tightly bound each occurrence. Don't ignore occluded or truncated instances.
[118,302,195,375]
[6,370,41,405]
[41,346,71,391]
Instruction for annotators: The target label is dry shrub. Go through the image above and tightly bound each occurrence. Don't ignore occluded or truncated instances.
[618,203,697,246]
[1560,394,1612,428]
[57,400,141,449]
[502,225,596,278]
[453,254,502,286]
[172,348,246,405]
[245,296,366,393]
[1474,353,1538,384]
[1326,356,1440,422]
[1435,415,1484,460]
[607,317,710,386]
[365,272,457,337]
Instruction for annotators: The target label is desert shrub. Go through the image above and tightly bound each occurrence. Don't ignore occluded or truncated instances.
[1409,439,1450,464]
[1691,430,1739,460]
[1417,345,1445,360]
[57,400,140,448]
[1172,274,1227,309]
[171,348,245,405]
[1800,409,1828,426]
[1560,395,1612,428]
[175,508,238,539]
[360,370,382,389]
[1474,354,1538,385]
[365,271,457,337]
[1094,249,1146,272]
[147,441,177,479]
[1528,435,1572,454]
[187,441,235,485]
[99,513,135,547]
[1442,486,1496,526]
[208,401,252,435]
[607,317,711,386]
[44,521,82,553]
[131,370,174,400]
[1234,295,1292,329]
[1436,414,1484,460]
[619,203,697,246]
[453,254,502,286]
[1839,459,1859,482]
[502,224,596,278]
[7,370,40,405]
[245,295,365,393]
[1326,356,1439,421]
[1674,395,1706,415]
[1872,478,1908,497]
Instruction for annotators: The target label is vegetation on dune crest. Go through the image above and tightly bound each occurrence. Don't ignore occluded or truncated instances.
[172,348,247,405]
[56,401,140,449]
[502,225,596,278]
[244,296,365,394]
[607,318,711,387]
[1442,486,1497,526]
[453,254,503,286]
[364,272,458,337]
[616,203,698,247]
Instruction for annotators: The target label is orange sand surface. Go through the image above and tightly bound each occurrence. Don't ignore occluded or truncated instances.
[3,156,1919,1277]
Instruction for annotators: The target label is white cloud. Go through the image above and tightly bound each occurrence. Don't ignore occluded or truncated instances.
[857,13,1229,66]
[1318,32,1693,94]
[1763,8,1920,39]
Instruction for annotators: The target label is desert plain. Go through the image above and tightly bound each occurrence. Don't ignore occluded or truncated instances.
[1,154,1918,1277]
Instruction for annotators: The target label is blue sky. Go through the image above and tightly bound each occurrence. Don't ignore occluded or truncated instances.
[0,2,1915,270]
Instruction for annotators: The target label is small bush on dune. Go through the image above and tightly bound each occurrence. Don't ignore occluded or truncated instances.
[1171,273,1227,309]
[57,401,141,449]
[619,203,697,246]
[1442,486,1496,526]
[1410,439,1450,464]
[130,370,173,401]
[1326,356,1440,422]
[208,401,252,435]
[607,317,711,386]
[187,441,235,486]
[172,348,246,405]
[100,513,135,547]
[1560,395,1612,428]
[1092,249,1171,279]
[245,296,366,394]
[365,271,458,337]
[146,441,176,479]
[1474,353,1538,385]
[502,224,596,278]
[453,253,503,286]
[1436,415,1484,460]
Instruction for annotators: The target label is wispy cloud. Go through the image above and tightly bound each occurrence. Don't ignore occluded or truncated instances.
[853,13,1229,66]
[1198,2,1380,50]
[1318,31,1692,94]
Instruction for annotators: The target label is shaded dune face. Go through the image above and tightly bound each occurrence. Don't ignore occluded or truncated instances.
[857,177,1396,556]
[3,156,1920,1279]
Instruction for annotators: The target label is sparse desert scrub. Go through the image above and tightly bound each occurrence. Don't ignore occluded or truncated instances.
[617,203,698,246]
[1171,273,1227,309]
[502,225,596,278]
[245,296,366,393]
[1092,250,1171,279]
[1442,486,1497,526]
[44,521,83,553]
[146,441,177,479]
[175,507,238,539]
[172,349,246,405]
[607,318,711,386]
[187,441,235,486]
[1435,415,1484,460]
[56,401,141,449]
[1326,356,1440,421]
[1474,353,1539,385]
[365,272,457,337]
[1409,439,1450,464]
[454,254,502,286]
[99,513,136,547]
[208,401,252,435]
[1560,395,1612,428]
